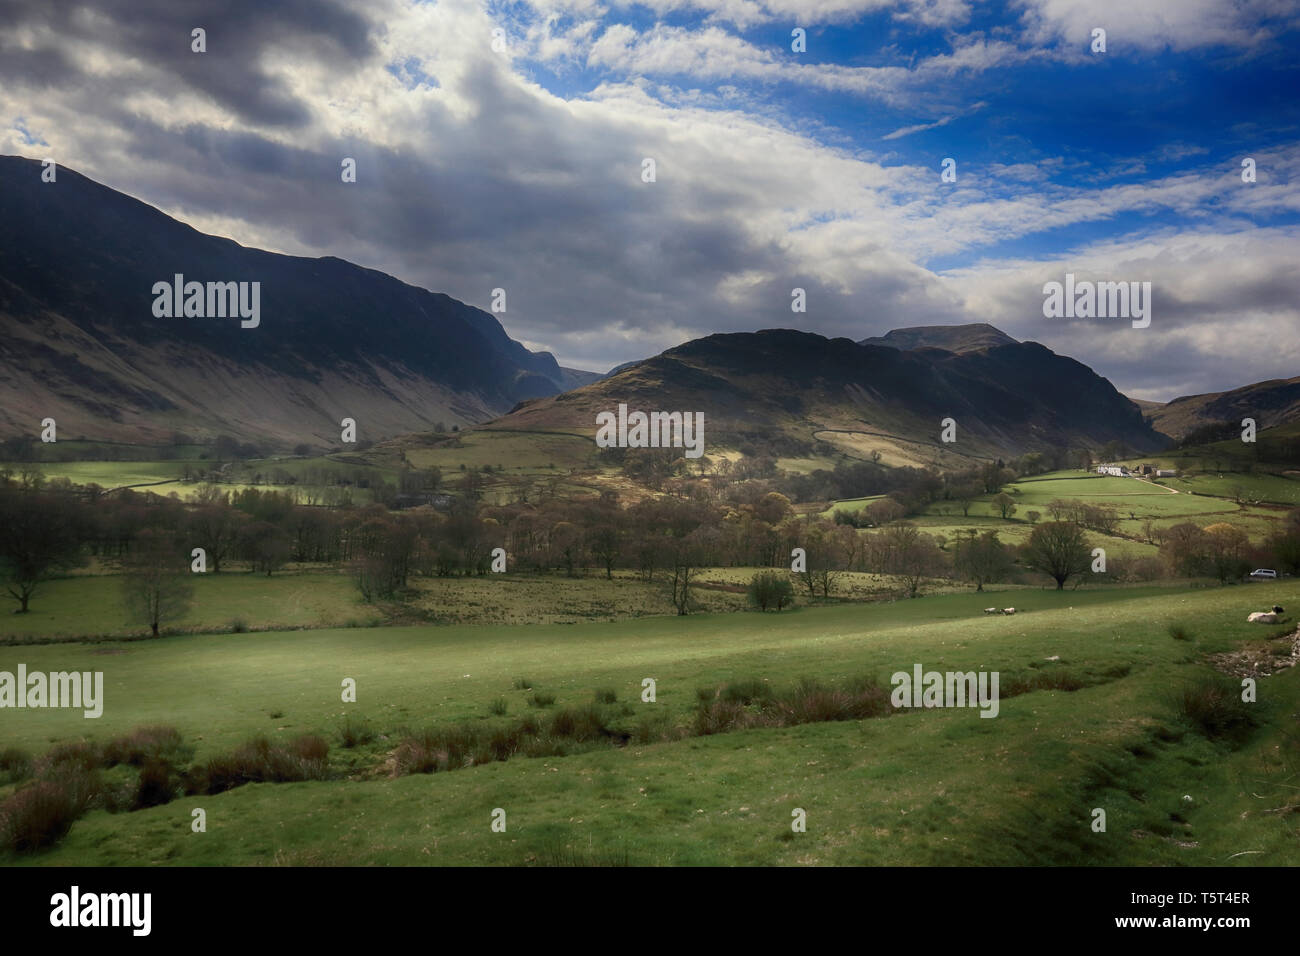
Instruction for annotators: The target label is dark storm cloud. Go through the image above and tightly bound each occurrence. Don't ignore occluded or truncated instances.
[0,0,376,127]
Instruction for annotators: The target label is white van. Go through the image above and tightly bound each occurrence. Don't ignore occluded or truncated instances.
[1249,569,1278,580]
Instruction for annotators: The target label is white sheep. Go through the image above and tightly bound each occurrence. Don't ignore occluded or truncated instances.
[983,607,1002,615]
[1247,605,1285,624]
[1002,608,1016,615]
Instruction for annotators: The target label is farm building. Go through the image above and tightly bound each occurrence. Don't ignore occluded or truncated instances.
[1155,469,1176,477]
[1095,465,1126,477]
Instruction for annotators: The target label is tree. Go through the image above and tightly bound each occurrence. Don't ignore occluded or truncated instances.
[796,522,840,597]
[949,481,982,517]
[953,529,1013,592]
[993,492,1017,520]
[865,497,905,527]
[665,530,708,615]
[122,530,194,637]
[549,520,582,577]
[1203,522,1250,584]
[0,489,88,613]
[1266,508,1300,575]
[875,521,944,598]
[588,519,623,580]
[351,517,418,600]
[748,571,794,611]
[187,505,244,573]
[1022,521,1091,590]
[1161,522,1210,579]
[243,521,291,576]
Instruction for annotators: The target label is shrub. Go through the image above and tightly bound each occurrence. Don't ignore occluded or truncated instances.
[512,677,533,690]
[229,618,250,633]
[488,697,509,716]
[1168,623,1193,642]
[528,691,556,708]
[593,687,618,704]
[748,571,795,612]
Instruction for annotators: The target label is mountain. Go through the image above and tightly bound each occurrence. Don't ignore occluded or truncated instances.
[0,155,594,447]
[1143,377,1300,441]
[558,367,604,390]
[858,323,1018,353]
[491,328,1168,462]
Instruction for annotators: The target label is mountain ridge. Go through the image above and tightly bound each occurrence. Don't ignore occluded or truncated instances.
[492,327,1168,461]
[0,155,591,447]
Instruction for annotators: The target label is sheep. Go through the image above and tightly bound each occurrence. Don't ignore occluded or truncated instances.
[983,607,1002,615]
[1247,607,1285,624]
[1002,608,1016,615]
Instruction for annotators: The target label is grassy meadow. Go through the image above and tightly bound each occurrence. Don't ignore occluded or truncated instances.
[3,581,1299,866]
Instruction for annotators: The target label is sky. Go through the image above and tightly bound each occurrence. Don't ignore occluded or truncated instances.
[2,0,1298,401]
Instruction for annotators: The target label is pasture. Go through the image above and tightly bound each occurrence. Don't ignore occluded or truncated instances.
[4,582,1299,866]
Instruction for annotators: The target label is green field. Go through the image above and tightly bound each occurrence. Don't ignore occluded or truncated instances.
[25,460,191,489]
[28,454,394,503]
[0,570,373,641]
[5,583,1299,866]
[403,429,597,475]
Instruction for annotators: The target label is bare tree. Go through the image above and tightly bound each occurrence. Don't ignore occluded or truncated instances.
[122,530,194,637]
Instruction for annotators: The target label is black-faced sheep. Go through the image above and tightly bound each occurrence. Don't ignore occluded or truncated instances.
[1247,605,1285,624]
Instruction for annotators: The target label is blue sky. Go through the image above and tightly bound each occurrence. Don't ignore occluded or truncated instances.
[3,0,1298,399]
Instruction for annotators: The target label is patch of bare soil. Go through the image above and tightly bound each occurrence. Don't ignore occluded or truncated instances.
[1208,627,1300,678]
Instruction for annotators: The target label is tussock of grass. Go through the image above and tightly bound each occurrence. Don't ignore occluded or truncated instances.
[192,735,330,794]
[1176,675,1259,743]
[103,725,190,767]
[695,675,891,735]
[339,715,377,748]
[0,747,32,784]
[390,701,632,778]
[1000,670,1088,698]
[0,778,88,853]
